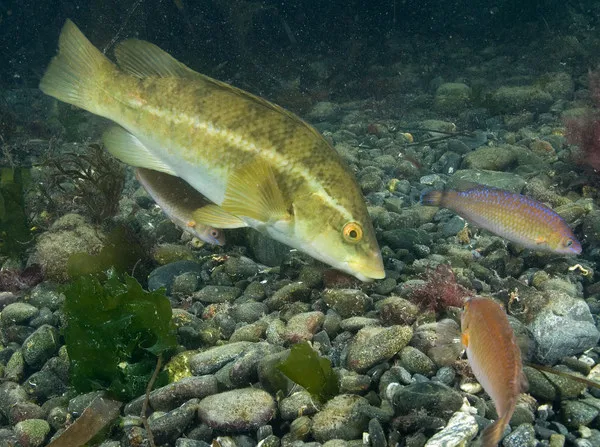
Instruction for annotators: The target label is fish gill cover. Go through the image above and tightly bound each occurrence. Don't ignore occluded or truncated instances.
[62,269,176,401]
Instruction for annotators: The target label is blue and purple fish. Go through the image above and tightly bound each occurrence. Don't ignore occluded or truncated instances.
[422,186,581,255]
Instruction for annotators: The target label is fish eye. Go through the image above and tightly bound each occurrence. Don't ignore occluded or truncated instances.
[342,222,363,244]
[566,239,573,247]
[211,229,220,238]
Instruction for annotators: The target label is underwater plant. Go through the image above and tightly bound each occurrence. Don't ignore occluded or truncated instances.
[62,269,176,401]
[39,142,125,223]
[0,167,33,257]
[410,264,474,313]
[277,341,339,404]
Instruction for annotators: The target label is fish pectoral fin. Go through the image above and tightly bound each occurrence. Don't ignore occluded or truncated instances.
[461,329,470,348]
[114,39,196,78]
[222,158,291,224]
[192,204,247,229]
[535,236,547,245]
[103,127,177,175]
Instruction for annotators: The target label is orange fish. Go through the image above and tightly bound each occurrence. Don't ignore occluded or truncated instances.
[461,297,527,447]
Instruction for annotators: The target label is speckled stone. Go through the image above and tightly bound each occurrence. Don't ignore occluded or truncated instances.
[423,412,478,446]
[346,325,413,372]
[197,388,276,431]
[311,394,370,442]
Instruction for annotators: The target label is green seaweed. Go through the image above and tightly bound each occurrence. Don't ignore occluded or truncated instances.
[277,341,339,403]
[62,270,177,401]
[67,225,145,279]
[0,167,32,256]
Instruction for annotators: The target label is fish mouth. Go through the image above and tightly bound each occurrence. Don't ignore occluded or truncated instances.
[346,253,386,281]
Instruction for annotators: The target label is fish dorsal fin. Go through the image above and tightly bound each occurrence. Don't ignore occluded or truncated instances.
[114,39,196,78]
[192,204,247,229]
[222,158,291,224]
[103,126,177,175]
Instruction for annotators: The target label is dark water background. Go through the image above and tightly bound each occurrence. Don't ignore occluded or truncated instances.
[0,0,597,92]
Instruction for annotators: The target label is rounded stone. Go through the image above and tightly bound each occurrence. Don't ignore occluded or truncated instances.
[561,400,599,429]
[392,382,463,420]
[197,388,276,431]
[346,325,413,372]
[399,346,436,377]
[14,418,50,447]
[1,303,39,327]
[323,289,370,318]
[311,394,370,442]
[22,325,59,369]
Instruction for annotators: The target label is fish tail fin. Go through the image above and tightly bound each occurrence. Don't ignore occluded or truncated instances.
[421,190,445,206]
[39,19,114,113]
[480,412,511,447]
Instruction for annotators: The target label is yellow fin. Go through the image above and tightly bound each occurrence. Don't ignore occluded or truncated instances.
[103,127,177,175]
[39,19,114,113]
[222,158,291,224]
[192,204,247,229]
[114,39,196,78]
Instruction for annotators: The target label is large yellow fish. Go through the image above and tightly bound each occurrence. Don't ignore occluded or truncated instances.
[39,20,384,281]
[461,297,528,447]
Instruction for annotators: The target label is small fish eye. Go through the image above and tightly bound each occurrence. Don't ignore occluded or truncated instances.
[342,222,363,244]
[566,239,573,247]
[211,230,219,238]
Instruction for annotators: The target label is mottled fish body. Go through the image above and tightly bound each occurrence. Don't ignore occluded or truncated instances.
[461,297,527,447]
[39,20,384,281]
[422,187,581,255]
[135,168,225,245]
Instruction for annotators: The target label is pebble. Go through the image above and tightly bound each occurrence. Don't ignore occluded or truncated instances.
[502,423,537,447]
[311,394,370,442]
[193,285,242,303]
[22,324,59,369]
[393,382,463,420]
[346,325,413,372]
[125,375,218,415]
[148,260,203,293]
[1,302,39,326]
[279,391,319,420]
[423,411,478,446]
[322,289,370,318]
[197,388,276,431]
[284,311,325,344]
[377,296,419,326]
[149,399,199,445]
[264,282,311,310]
[0,382,28,419]
[527,292,600,364]
[399,346,436,377]
[13,418,50,447]
[561,400,600,429]
[189,342,253,375]
[232,301,268,323]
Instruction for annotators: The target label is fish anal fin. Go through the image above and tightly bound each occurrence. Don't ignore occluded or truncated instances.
[222,158,291,224]
[192,204,247,229]
[103,127,177,175]
[114,39,196,79]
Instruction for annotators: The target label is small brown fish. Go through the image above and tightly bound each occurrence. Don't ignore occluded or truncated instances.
[461,297,527,446]
[135,168,225,245]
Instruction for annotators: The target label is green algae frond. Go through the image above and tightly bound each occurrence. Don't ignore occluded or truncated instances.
[277,341,339,403]
[63,269,176,401]
[0,167,32,256]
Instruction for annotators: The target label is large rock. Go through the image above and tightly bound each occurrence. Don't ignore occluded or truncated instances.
[311,394,370,442]
[527,291,599,364]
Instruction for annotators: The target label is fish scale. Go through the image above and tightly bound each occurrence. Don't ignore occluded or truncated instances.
[422,186,581,255]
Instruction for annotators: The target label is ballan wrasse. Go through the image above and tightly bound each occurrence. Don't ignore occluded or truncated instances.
[422,186,581,255]
[135,168,225,246]
[39,20,384,281]
[461,297,528,446]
